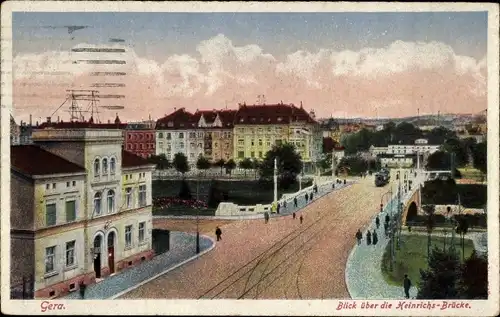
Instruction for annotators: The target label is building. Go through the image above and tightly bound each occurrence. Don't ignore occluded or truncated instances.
[377,153,416,168]
[369,138,440,157]
[232,102,322,165]
[124,122,156,158]
[10,128,155,299]
[10,115,20,145]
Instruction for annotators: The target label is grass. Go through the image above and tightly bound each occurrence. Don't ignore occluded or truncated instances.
[458,167,485,182]
[381,234,475,287]
[153,205,216,216]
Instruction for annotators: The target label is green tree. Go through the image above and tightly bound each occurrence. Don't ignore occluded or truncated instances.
[426,151,452,170]
[417,247,462,299]
[259,143,302,189]
[224,159,236,175]
[471,142,487,174]
[172,152,189,176]
[214,158,226,174]
[337,156,369,175]
[422,204,436,260]
[196,154,211,176]
[239,157,253,177]
[441,138,468,167]
[457,251,488,299]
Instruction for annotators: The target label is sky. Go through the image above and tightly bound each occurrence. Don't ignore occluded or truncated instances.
[11,11,488,123]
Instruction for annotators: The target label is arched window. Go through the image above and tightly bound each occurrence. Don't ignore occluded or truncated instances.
[110,157,116,174]
[102,158,108,174]
[158,132,164,139]
[107,190,115,213]
[94,192,102,215]
[94,158,100,177]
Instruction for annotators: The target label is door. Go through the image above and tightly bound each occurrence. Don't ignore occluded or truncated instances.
[93,236,102,278]
[107,232,115,274]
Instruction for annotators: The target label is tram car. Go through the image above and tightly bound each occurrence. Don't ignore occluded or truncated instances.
[375,171,390,187]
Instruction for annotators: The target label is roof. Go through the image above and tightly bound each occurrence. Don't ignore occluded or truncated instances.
[377,153,417,159]
[122,149,153,168]
[38,117,127,130]
[155,108,195,130]
[233,103,316,125]
[11,145,85,177]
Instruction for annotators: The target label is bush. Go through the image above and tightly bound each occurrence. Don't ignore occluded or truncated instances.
[178,179,192,200]
[207,180,224,208]
[422,180,486,209]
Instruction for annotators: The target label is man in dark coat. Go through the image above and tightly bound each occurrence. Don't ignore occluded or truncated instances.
[372,230,378,245]
[403,274,412,299]
[293,212,296,219]
[283,200,287,209]
[293,197,298,207]
[79,280,86,299]
[355,229,362,245]
[264,211,269,224]
[385,214,390,224]
[305,193,309,203]
[384,222,389,237]
[366,231,372,245]
[299,214,303,224]
[277,203,281,214]
[375,216,380,229]
[310,192,314,200]
[215,226,222,241]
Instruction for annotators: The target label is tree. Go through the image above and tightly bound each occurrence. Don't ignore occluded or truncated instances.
[147,154,170,170]
[214,158,226,174]
[337,156,369,175]
[196,155,211,175]
[471,142,487,174]
[426,150,452,170]
[224,159,236,175]
[417,247,462,299]
[239,157,253,177]
[258,143,302,189]
[457,251,488,299]
[441,138,468,167]
[172,152,189,176]
[422,204,436,260]
[455,215,470,261]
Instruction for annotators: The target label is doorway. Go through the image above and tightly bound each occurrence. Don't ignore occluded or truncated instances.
[107,231,115,274]
[93,235,102,278]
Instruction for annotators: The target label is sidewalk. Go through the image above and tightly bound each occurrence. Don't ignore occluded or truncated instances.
[345,198,419,300]
[62,231,214,300]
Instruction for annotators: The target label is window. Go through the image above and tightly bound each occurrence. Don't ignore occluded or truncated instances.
[107,190,115,213]
[94,158,100,176]
[238,139,244,146]
[166,133,171,140]
[258,139,263,146]
[139,185,147,207]
[125,187,132,208]
[65,200,76,222]
[189,132,196,138]
[251,140,255,146]
[158,132,164,139]
[159,141,164,148]
[102,158,108,174]
[66,181,70,188]
[45,246,56,273]
[179,133,184,139]
[72,181,76,186]
[238,151,244,158]
[46,203,57,226]
[259,151,263,158]
[94,192,102,215]
[125,225,132,248]
[250,151,255,158]
[110,157,116,174]
[180,142,184,149]
[46,184,50,190]
[52,183,56,189]
[65,241,76,267]
[139,222,145,243]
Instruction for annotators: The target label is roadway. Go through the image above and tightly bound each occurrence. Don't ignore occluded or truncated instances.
[119,175,396,299]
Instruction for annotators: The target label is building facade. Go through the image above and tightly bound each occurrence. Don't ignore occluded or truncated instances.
[124,122,156,158]
[155,108,196,163]
[10,115,20,145]
[369,139,440,157]
[10,128,155,299]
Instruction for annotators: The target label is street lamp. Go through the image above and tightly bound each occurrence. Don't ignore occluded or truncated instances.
[196,172,200,254]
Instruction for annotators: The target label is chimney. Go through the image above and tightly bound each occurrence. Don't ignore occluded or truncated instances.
[29,114,32,126]
[57,116,60,123]
[108,120,111,123]
[174,107,177,111]
[300,101,303,108]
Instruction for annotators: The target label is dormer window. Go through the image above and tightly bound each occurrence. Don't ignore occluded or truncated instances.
[277,117,283,122]
[240,118,244,122]
[167,121,174,127]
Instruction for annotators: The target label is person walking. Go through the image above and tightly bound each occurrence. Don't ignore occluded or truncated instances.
[305,193,309,203]
[372,230,378,245]
[293,212,296,219]
[310,192,314,200]
[264,211,269,224]
[277,203,281,214]
[299,214,303,224]
[215,226,222,241]
[293,197,298,208]
[385,214,390,225]
[366,231,372,245]
[384,221,389,237]
[283,200,287,209]
[355,229,362,245]
[403,274,412,299]
[343,179,346,184]
[375,216,380,229]
[79,280,86,299]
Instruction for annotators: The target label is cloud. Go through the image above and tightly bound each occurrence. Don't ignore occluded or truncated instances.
[12,34,486,123]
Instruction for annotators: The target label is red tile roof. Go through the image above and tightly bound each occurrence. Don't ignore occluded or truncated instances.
[155,108,195,130]
[11,145,85,177]
[122,149,153,168]
[233,103,316,125]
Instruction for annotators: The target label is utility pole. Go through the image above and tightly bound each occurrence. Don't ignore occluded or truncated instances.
[196,172,200,254]
[273,158,278,206]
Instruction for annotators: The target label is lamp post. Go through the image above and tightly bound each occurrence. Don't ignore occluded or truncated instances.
[396,178,402,250]
[273,157,278,207]
[196,172,200,254]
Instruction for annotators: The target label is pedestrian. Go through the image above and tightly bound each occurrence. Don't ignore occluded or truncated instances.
[314,184,318,193]
[385,214,390,224]
[372,230,378,245]
[310,192,314,200]
[384,222,388,237]
[293,197,298,208]
[264,211,269,224]
[366,231,372,245]
[277,203,281,214]
[299,214,303,224]
[344,179,346,184]
[332,183,335,189]
[79,280,86,299]
[403,274,412,299]
[305,193,309,203]
[283,200,287,209]
[375,216,380,229]
[215,226,222,241]
[355,229,362,245]
[293,212,296,219]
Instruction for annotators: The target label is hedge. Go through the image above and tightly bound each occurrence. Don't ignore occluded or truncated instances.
[406,213,487,228]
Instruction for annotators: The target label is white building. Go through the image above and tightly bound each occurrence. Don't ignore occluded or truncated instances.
[369,139,440,156]
[10,128,155,299]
